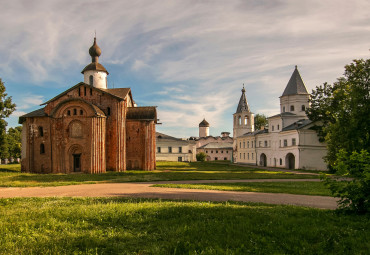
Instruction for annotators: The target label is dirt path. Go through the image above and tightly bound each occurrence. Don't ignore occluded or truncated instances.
[0,179,338,209]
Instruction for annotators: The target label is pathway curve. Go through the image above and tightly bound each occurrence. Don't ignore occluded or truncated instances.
[0,179,338,209]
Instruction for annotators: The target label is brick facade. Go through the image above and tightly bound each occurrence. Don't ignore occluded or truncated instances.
[20,83,157,173]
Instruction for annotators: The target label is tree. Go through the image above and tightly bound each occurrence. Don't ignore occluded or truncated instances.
[307,59,370,169]
[7,126,22,159]
[254,114,268,130]
[0,78,16,159]
[308,58,370,213]
[196,152,207,162]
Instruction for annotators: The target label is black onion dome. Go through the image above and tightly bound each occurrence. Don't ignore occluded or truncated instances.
[199,118,210,127]
[89,37,101,60]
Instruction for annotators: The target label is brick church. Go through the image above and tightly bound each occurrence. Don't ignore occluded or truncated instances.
[19,38,157,173]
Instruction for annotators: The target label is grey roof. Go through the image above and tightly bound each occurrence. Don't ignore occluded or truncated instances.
[240,129,267,137]
[156,132,182,141]
[199,119,210,127]
[199,142,233,149]
[81,62,109,74]
[126,107,157,122]
[19,108,47,124]
[281,66,309,96]
[268,112,296,119]
[282,119,312,131]
[235,86,250,113]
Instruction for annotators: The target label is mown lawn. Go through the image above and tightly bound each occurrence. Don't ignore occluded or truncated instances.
[0,197,368,254]
[0,162,319,187]
[153,181,333,196]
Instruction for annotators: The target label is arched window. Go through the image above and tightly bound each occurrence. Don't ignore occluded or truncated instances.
[38,126,44,137]
[290,105,294,111]
[89,75,93,86]
[73,109,77,115]
[107,107,111,116]
[40,143,45,154]
[67,110,71,116]
[90,88,92,96]
[244,116,248,125]
[80,110,83,115]
[238,116,241,125]
[283,106,285,112]
[301,105,306,111]
[84,86,87,96]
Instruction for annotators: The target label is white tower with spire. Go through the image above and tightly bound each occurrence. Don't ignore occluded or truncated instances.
[81,37,109,89]
[233,85,254,138]
[280,66,310,119]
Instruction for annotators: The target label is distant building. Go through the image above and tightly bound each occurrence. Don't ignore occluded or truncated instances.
[156,132,196,162]
[19,38,157,173]
[197,142,233,161]
[234,66,327,170]
[189,119,233,161]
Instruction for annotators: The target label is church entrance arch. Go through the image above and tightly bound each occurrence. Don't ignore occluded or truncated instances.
[68,144,83,173]
[286,153,295,169]
[260,153,267,167]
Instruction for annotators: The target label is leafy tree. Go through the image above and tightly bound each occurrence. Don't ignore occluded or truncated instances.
[323,149,370,214]
[196,152,207,162]
[0,78,16,159]
[254,114,268,130]
[307,59,370,169]
[308,58,370,213]
[7,126,22,159]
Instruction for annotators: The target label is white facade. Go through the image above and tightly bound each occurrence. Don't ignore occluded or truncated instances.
[234,67,327,170]
[156,132,196,162]
[83,70,108,89]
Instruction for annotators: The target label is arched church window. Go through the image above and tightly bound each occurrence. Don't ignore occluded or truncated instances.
[107,107,111,116]
[38,126,44,137]
[73,109,77,115]
[84,86,87,96]
[283,106,285,112]
[238,116,241,125]
[301,105,305,111]
[69,121,83,138]
[290,105,294,111]
[90,88,93,96]
[40,143,45,154]
[89,75,93,86]
[244,116,248,125]
[67,110,71,116]
[80,110,83,115]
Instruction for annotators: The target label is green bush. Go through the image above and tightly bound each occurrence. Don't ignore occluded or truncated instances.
[196,152,207,162]
[323,149,370,214]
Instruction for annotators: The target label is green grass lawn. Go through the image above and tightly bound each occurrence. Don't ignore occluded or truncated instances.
[0,197,368,254]
[0,162,319,187]
[153,181,333,196]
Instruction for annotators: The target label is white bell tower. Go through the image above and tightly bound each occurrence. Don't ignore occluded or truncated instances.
[81,37,109,89]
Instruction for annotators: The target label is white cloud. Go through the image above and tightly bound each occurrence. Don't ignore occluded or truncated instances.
[1,0,369,135]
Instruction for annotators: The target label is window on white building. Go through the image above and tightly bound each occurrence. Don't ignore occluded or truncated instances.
[301,105,306,111]
[157,147,161,153]
[243,141,245,148]
[292,138,296,146]
[272,126,274,131]
[243,153,245,159]
[252,153,254,159]
[179,147,182,153]
[290,105,294,111]
[248,153,249,160]
[264,141,268,147]
[168,147,172,153]
[277,124,280,130]
[247,141,249,148]
[284,140,287,147]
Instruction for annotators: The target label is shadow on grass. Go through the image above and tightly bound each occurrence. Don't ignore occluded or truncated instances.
[1,197,369,254]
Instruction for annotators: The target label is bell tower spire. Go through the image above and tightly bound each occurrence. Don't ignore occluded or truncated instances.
[233,84,254,139]
[81,36,109,89]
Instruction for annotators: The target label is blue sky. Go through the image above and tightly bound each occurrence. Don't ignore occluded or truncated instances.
[1,0,369,138]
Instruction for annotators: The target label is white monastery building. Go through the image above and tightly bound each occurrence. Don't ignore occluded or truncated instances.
[234,66,327,170]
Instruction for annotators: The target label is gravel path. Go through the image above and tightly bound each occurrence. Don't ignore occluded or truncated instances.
[0,179,338,209]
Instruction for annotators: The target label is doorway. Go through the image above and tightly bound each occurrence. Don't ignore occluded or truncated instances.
[260,153,267,167]
[286,153,295,169]
[73,154,81,172]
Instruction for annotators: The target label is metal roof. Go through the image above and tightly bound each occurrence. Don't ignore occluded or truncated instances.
[199,142,233,149]
[235,86,250,113]
[281,66,309,96]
